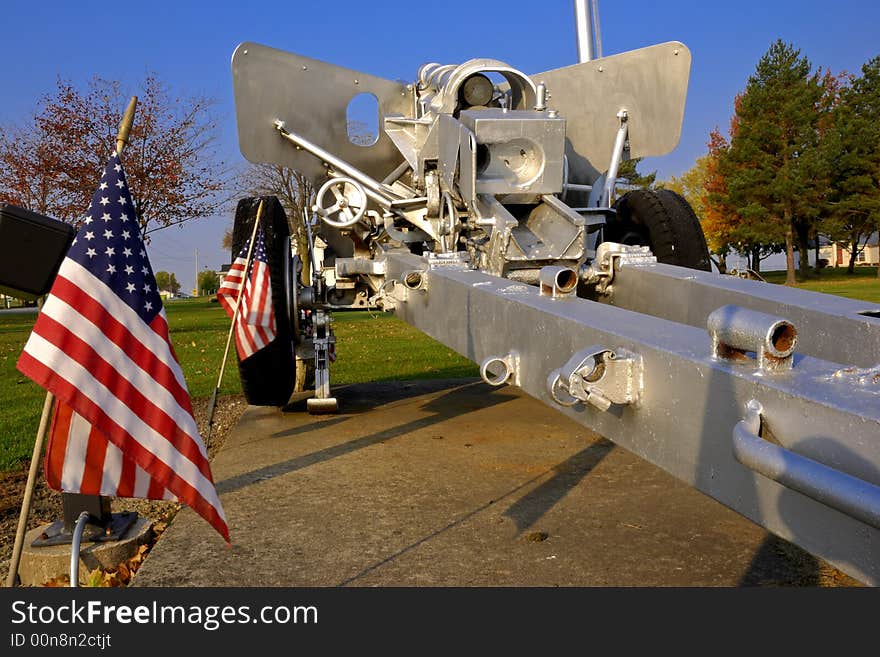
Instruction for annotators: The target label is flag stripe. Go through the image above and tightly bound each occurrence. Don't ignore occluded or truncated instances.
[100,440,124,495]
[47,401,172,499]
[61,259,190,391]
[51,264,191,403]
[27,316,211,478]
[18,345,223,518]
[81,423,108,493]
[40,279,200,439]
[45,404,71,490]
[117,451,136,498]
[23,351,226,534]
[59,402,88,491]
[217,259,246,317]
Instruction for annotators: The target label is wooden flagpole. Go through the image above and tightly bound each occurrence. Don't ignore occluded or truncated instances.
[4,97,139,588]
[205,200,265,441]
[5,348,54,588]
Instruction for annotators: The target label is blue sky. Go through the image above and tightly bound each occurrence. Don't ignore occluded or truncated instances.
[2,0,878,291]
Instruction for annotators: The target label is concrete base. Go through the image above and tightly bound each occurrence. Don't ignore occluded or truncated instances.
[134,379,851,587]
[17,517,152,586]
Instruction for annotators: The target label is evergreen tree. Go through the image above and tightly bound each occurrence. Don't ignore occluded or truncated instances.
[616,157,656,189]
[822,56,880,275]
[720,41,829,284]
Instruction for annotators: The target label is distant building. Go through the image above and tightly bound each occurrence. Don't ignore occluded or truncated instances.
[820,232,880,267]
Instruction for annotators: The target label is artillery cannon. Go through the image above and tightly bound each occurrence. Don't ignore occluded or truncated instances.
[227,17,880,585]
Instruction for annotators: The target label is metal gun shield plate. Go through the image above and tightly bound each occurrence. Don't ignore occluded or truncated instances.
[532,42,691,184]
[232,42,411,185]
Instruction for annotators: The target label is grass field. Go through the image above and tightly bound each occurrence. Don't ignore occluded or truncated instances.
[761,266,880,303]
[1,267,877,471]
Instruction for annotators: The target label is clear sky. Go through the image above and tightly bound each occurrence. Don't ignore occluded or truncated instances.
[2,0,878,292]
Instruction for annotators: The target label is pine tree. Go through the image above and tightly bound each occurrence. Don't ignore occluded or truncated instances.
[822,56,880,275]
[720,41,829,284]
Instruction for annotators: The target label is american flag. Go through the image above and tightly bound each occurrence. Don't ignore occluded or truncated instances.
[217,225,276,361]
[17,153,228,543]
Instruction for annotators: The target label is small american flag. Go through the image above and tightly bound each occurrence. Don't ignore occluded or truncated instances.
[17,153,228,542]
[217,226,276,361]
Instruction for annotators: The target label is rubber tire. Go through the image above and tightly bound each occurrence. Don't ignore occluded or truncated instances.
[606,189,712,271]
[231,196,297,406]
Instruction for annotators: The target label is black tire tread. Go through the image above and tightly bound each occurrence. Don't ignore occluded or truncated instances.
[231,196,296,406]
[607,189,711,271]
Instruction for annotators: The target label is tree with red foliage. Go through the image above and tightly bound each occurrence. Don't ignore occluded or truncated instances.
[0,75,225,236]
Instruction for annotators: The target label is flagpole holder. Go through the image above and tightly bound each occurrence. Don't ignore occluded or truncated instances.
[31,495,138,547]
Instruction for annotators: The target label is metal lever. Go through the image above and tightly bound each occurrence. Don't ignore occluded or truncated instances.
[733,400,880,530]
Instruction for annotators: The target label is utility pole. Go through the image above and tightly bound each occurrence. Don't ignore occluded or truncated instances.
[195,248,199,296]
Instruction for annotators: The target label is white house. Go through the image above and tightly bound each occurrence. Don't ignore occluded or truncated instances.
[820,232,880,268]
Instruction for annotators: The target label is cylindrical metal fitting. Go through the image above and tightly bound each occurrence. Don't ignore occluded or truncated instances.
[481,356,514,386]
[534,82,547,111]
[539,266,578,298]
[707,305,797,358]
[460,73,495,107]
[402,270,426,290]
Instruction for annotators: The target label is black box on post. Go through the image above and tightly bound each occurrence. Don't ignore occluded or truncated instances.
[0,203,75,300]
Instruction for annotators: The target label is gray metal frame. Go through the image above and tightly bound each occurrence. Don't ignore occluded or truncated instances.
[601,259,880,368]
[383,251,880,585]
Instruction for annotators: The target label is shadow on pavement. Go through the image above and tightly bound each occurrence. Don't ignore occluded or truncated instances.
[217,380,515,496]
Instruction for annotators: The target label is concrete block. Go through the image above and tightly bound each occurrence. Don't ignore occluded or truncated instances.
[16,517,152,586]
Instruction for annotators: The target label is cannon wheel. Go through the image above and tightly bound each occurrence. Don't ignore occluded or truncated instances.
[230,196,298,406]
[606,189,712,271]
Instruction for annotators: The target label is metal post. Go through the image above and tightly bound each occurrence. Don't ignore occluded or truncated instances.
[574,0,602,63]
[600,110,628,207]
[274,121,402,202]
[590,0,603,59]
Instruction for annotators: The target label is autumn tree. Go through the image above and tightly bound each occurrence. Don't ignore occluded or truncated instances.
[155,271,181,295]
[821,56,880,275]
[719,41,830,284]
[665,133,736,272]
[0,75,225,237]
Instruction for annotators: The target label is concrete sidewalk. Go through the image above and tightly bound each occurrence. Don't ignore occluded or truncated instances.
[133,379,831,586]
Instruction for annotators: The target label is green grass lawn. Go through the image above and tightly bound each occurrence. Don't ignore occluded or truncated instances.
[2,266,877,472]
[761,266,880,303]
[0,299,476,471]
